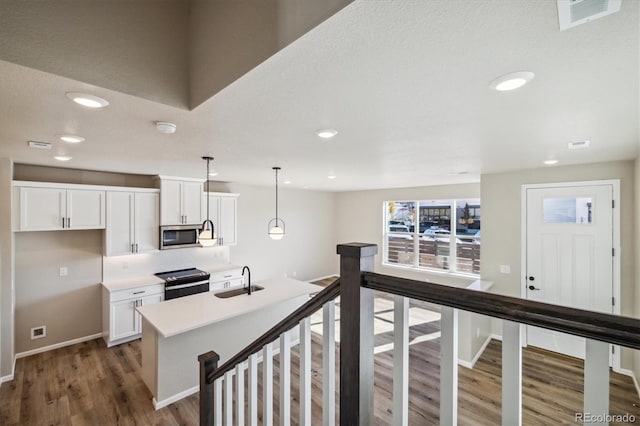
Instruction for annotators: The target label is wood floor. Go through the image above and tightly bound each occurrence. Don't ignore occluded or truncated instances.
[1,279,638,425]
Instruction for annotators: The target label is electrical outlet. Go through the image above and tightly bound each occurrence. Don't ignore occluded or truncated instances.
[59,266,68,277]
[122,262,128,270]
[31,326,46,340]
[499,265,511,274]
[284,272,288,278]
[476,328,480,338]
[293,271,297,278]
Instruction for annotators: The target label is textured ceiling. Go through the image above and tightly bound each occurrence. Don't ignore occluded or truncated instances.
[0,0,638,191]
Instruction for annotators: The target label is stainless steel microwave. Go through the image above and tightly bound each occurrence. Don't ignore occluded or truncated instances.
[160,225,201,250]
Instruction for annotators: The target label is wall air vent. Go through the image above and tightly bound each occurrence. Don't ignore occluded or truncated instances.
[28,141,52,150]
[557,0,621,31]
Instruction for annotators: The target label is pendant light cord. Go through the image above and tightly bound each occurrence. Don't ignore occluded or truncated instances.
[275,167,279,222]
[206,158,210,223]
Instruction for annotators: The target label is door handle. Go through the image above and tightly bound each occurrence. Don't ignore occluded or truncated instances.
[528,285,540,291]
[528,276,535,281]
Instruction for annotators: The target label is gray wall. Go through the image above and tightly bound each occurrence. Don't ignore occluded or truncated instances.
[481,160,636,370]
[0,158,14,378]
[14,231,103,354]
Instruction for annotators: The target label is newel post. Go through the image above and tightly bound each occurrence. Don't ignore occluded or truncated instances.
[337,243,378,426]
[198,350,220,426]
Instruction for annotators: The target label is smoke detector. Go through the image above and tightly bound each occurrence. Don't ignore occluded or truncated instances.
[557,0,621,31]
[156,121,177,134]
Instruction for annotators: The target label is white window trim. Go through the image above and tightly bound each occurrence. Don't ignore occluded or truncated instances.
[382,199,480,277]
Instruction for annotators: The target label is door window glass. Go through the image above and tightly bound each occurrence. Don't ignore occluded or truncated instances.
[543,197,593,224]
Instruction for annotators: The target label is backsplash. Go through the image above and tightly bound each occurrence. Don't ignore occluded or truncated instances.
[103,245,230,281]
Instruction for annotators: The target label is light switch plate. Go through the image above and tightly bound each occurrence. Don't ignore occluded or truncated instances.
[499,265,511,274]
[59,267,68,277]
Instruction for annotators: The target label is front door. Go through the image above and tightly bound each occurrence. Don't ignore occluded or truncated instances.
[525,183,614,359]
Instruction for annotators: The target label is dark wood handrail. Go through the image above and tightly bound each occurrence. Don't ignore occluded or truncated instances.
[363,271,640,349]
[206,278,341,383]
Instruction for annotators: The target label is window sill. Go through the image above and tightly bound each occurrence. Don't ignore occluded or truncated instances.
[381,262,480,282]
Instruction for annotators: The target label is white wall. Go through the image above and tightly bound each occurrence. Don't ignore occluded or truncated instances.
[210,182,338,282]
[634,158,640,392]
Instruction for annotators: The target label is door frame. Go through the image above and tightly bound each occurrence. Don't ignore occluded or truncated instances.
[520,179,621,372]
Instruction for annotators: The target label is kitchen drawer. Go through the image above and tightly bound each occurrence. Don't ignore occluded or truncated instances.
[109,284,164,303]
[210,269,242,283]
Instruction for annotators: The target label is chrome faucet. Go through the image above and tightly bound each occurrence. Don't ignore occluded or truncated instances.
[242,266,251,295]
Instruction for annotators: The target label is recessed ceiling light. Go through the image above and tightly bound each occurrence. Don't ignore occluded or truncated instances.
[283,180,291,184]
[543,159,558,165]
[156,121,177,134]
[66,92,109,108]
[208,171,219,177]
[316,129,338,139]
[568,140,590,149]
[328,175,337,179]
[59,134,85,143]
[490,72,535,91]
[54,155,72,161]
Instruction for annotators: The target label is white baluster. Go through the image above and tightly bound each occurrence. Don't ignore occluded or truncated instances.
[502,320,522,426]
[248,353,259,426]
[214,378,223,426]
[393,295,409,426]
[300,317,311,426]
[224,371,233,426]
[440,306,458,426]
[236,363,245,426]
[280,330,292,426]
[263,343,274,426]
[323,300,336,426]
[584,339,610,426]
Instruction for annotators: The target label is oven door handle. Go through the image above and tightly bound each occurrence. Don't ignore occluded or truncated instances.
[165,280,210,290]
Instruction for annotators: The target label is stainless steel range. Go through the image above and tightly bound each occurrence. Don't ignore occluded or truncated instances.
[155,268,210,300]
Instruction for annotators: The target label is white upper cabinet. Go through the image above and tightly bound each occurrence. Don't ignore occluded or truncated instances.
[14,183,105,231]
[105,190,159,256]
[159,177,203,225]
[201,193,238,246]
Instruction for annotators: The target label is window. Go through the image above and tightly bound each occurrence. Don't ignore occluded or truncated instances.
[384,199,481,275]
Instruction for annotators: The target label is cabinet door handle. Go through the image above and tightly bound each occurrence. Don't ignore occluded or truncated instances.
[131,244,134,253]
[67,217,70,228]
[133,290,146,295]
[135,243,138,253]
[62,217,65,228]
[224,275,232,278]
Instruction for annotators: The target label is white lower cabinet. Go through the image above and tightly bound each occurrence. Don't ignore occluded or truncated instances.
[209,269,244,291]
[103,284,164,347]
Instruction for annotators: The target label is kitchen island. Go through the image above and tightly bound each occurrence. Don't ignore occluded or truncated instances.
[136,277,322,409]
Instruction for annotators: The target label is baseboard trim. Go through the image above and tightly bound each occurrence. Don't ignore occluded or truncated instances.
[15,332,103,359]
[490,333,503,342]
[0,372,14,384]
[616,368,640,399]
[459,335,493,369]
[153,385,199,410]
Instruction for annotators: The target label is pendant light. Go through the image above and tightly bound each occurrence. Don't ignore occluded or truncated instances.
[268,166,285,240]
[200,156,216,247]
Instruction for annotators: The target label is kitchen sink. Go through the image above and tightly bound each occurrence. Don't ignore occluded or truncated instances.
[214,286,264,299]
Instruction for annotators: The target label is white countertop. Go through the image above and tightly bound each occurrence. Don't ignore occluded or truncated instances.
[101,263,243,292]
[137,278,322,338]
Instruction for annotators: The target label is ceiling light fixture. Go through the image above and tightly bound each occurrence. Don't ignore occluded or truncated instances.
[54,155,72,161]
[544,159,559,165]
[208,171,219,177]
[489,72,535,91]
[316,129,338,139]
[328,175,337,179]
[200,156,217,247]
[156,121,177,134]
[268,167,285,240]
[66,92,109,108]
[59,134,85,143]
[283,180,291,185]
